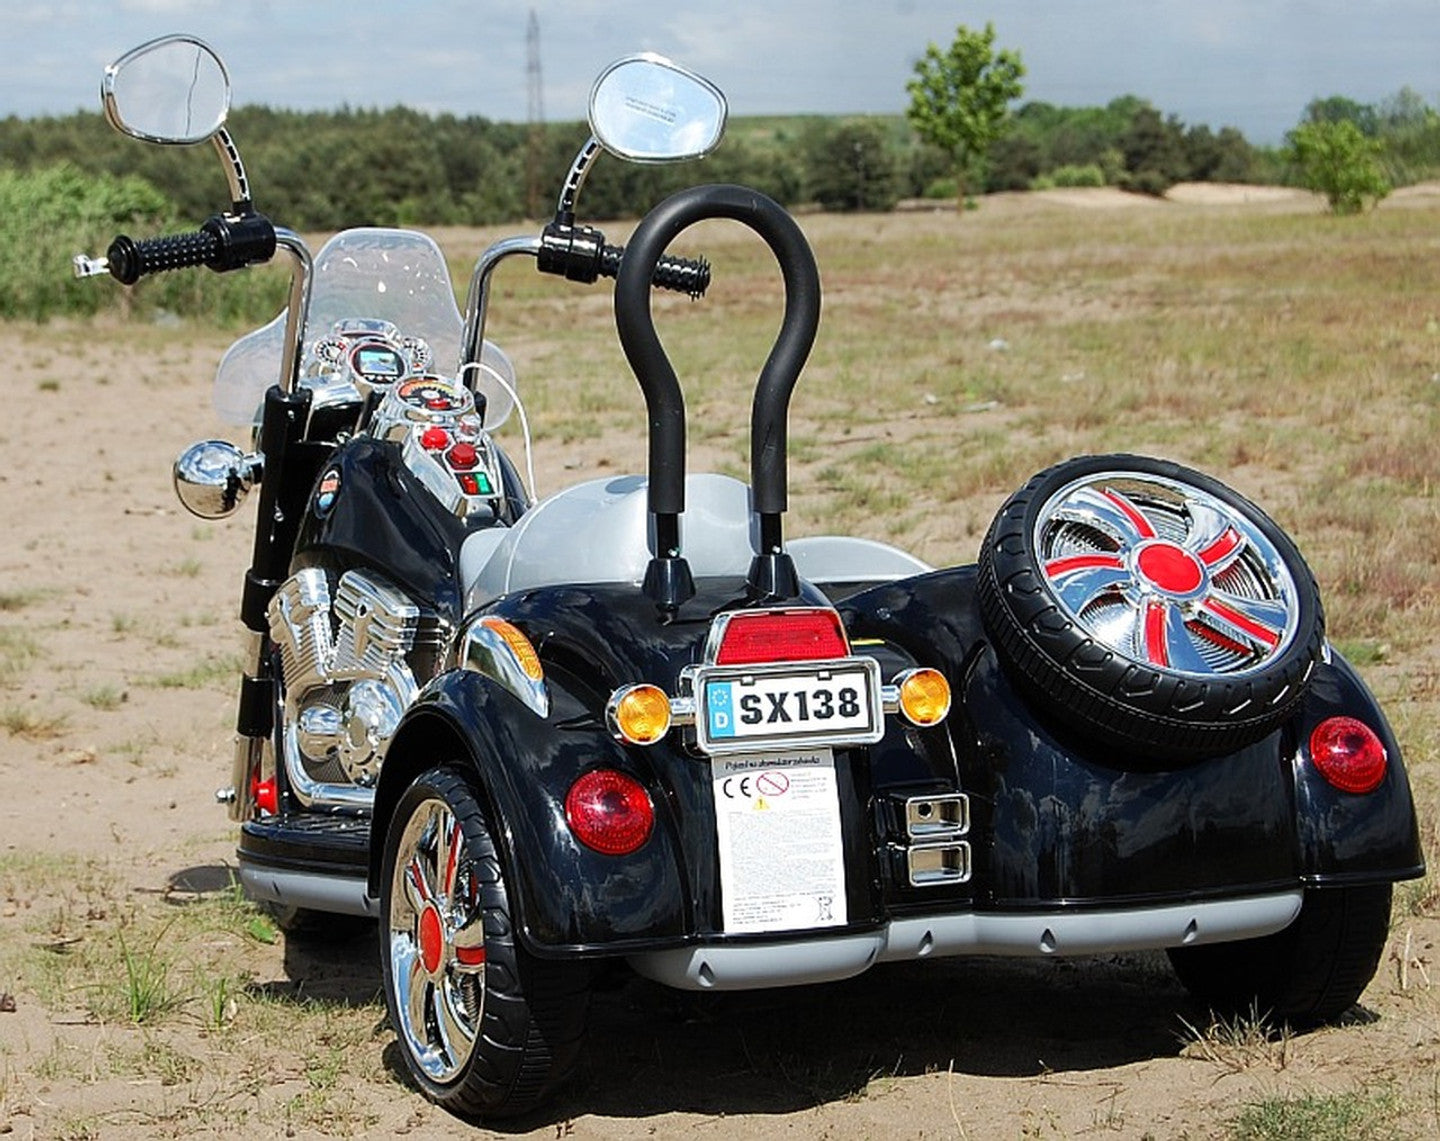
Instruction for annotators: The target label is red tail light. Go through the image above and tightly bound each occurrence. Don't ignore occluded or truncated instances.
[713,608,850,665]
[1308,716,1387,794]
[565,769,654,855]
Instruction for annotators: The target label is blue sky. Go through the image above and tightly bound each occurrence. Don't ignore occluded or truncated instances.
[2,1,1436,143]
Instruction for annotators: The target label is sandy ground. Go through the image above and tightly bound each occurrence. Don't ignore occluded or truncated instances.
[2,188,1438,1138]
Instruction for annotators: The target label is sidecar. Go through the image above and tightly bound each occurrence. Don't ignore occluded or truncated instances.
[340,187,1421,1116]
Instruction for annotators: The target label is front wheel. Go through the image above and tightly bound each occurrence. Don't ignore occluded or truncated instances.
[1167,884,1393,1027]
[380,765,589,1118]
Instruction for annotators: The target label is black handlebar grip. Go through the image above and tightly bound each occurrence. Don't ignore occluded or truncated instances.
[106,229,220,285]
[651,252,711,298]
[598,243,710,299]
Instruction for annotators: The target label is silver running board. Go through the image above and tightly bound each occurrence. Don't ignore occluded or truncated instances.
[238,863,377,918]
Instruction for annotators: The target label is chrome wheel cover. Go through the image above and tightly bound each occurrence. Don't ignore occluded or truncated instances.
[1034,472,1301,677]
[387,795,488,1083]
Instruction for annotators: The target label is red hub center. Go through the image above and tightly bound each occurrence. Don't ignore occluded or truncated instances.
[418,904,444,974]
[1136,542,1204,595]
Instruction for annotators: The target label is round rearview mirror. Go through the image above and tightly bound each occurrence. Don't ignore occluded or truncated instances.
[102,34,231,145]
[588,53,727,163]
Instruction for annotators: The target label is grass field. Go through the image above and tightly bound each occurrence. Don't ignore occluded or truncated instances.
[1,185,1438,1138]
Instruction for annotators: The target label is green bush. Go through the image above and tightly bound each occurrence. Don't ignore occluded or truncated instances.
[801,119,901,211]
[0,163,166,319]
[1035,163,1107,189]
[1287,119,1392,214]
[0,163,289,323]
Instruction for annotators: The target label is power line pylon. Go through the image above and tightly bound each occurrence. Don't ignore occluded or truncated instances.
[525,9,545,219]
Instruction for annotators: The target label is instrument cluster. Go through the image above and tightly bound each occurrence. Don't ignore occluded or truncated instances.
[307,320,503,520]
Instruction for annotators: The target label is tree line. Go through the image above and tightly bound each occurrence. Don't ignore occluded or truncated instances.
[6,84,1437,232]
[2,82,1437,320]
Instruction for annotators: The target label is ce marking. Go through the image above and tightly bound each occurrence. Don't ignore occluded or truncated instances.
[721,776,753,799]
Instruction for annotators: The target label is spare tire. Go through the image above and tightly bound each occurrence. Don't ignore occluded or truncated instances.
[977,455,1324,763]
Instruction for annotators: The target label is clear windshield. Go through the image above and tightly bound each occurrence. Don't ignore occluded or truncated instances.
[213,228,515,427]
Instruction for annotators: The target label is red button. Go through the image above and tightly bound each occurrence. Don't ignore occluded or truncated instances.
[421,426,449,451]
[448,442,478,470]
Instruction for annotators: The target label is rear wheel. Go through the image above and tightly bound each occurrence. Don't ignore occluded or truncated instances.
[380,765,589,1118]
[1167,884,1393,1026]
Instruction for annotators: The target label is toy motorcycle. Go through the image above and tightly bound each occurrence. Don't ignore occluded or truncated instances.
[77,34,1423,1120]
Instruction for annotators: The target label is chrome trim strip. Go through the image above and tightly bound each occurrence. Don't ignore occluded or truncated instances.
[631,933,882,991]
[457,619,549,718]
[876,892,1303,960]
[627,891,1303,991]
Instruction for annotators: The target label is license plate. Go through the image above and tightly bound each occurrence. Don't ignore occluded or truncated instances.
[694,658,883,755]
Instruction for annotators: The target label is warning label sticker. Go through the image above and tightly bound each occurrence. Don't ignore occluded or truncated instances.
[712,749,847,934]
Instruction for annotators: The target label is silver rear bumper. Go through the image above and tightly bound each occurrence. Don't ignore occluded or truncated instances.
[628,890,1303,991]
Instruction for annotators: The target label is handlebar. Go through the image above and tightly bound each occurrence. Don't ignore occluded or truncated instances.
[105,229,220,284]
[80,212,278,285]
[598,242,710,298]
[537,221,709,298]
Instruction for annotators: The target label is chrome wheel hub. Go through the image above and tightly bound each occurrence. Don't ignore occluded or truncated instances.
[1035,473,1300,677]
[387,798,487,1083]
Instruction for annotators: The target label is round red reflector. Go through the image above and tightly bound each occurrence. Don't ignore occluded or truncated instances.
[252,776,278,815]
[1308,716,1387,794]
[565,770,654,856]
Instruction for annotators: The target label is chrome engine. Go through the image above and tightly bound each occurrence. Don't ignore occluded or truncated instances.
[269,568,446,807]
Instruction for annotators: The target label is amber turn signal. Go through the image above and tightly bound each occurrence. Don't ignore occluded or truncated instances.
[477,616,542,681]
[607,683,673,745]
[896,668,951,727]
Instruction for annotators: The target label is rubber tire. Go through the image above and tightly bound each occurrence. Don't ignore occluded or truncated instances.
[380,766,589,1119]
[977,454,1325,763]
[1167,884,1392,1027]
